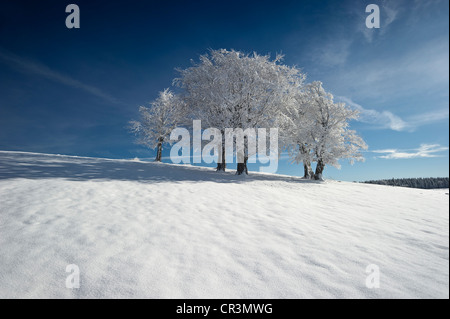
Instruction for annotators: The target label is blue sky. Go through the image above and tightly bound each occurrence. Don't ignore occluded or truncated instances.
[0,0,448,181]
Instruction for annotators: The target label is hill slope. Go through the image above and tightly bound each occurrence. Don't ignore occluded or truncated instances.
[0,151,448,298]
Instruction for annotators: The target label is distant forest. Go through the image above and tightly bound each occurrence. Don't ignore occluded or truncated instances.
[363,177,449,189]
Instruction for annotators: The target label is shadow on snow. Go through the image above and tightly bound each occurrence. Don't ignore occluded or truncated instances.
[0,151,320,184]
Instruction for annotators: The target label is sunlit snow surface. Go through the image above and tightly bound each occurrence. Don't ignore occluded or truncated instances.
[0,151,448,298]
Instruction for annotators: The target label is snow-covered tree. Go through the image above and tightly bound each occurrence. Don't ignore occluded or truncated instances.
[129,89,186,162]
[308,82,367,179]
[278,84,316,179]
[282,82,367,180]
[174,49,305,174]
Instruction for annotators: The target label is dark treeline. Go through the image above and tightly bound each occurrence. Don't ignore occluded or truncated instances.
[363,177,449,189]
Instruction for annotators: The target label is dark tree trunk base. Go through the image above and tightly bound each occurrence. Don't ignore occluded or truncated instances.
[314,159,325,180]
[216,163,226,171]
[216,142,226,171]
[155,143,162,162]
[236,160,248,175]
[303,163,314,179]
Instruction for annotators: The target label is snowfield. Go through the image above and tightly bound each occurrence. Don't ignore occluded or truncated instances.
[0,151,448,298]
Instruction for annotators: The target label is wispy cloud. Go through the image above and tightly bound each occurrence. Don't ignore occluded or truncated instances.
[338,96,407,131]
[311,38,352,67]
[338,96,449,132]
[0,49,120,104]
[382,2,399,31]
[333,38,449,102]
[407,108,450,128]
[372,144,449,159]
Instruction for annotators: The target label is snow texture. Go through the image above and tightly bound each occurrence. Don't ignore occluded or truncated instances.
[0,151,448,298]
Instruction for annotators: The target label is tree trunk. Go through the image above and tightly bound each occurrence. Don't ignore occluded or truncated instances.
[236,156,248,175]
[303,162,314,179]
[216,142,226,171]
[236,134,248,175]
[314,159,325,180]
[155,141,163,162]
[300,144,313,179]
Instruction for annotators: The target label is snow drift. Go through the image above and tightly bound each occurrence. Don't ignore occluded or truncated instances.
[0,151,448,298]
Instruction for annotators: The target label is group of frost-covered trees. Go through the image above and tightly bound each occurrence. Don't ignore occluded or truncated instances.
[130,49,367,180]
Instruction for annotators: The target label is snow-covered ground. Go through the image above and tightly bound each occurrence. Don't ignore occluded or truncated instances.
[0,151,448,298]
